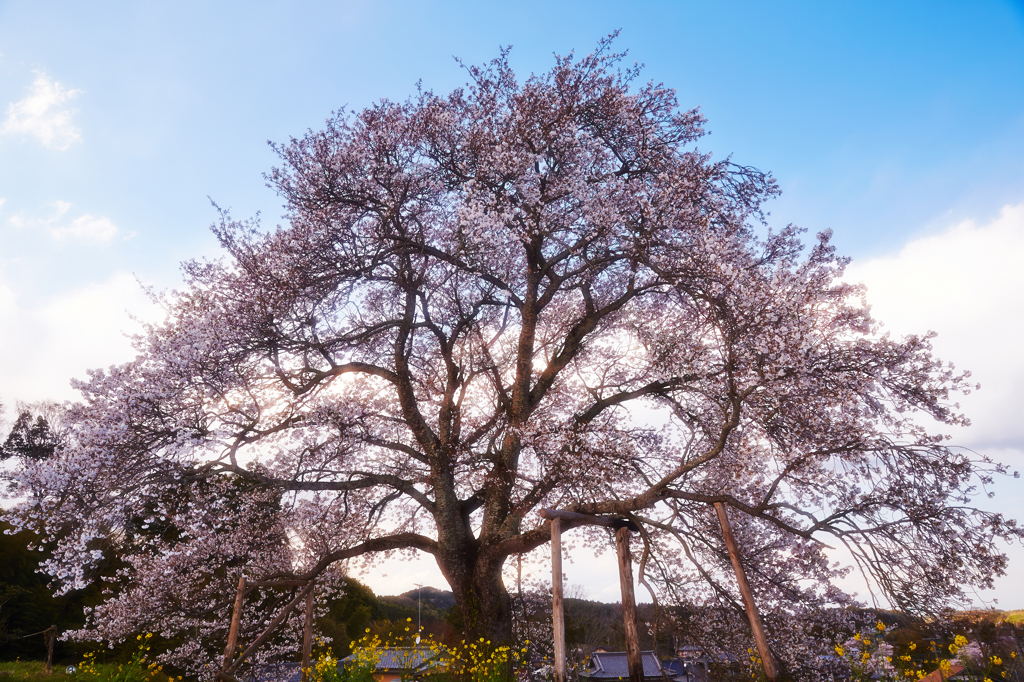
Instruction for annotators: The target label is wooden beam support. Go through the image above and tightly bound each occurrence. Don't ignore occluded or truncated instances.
[540,508,640,531]
[301,583,315,682]
[228,581,315,675]
[541,507,642,682]
[715,502,780,682]
[223,575,247,672]
[615,527,643,682]
[44,625,56,675]
[551,517,566,682]
[248,579,312,588]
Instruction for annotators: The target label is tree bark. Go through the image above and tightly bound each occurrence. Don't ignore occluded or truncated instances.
[436,544,515,643]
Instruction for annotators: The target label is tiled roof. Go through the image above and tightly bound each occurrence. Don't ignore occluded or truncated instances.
[661,659,686,676]
[341,647,440,672]
[247,662,302,682]
[918,663,967,682]
[584,651,664,679]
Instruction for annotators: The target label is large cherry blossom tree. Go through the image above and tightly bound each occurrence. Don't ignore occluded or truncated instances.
[9,37,1021,673]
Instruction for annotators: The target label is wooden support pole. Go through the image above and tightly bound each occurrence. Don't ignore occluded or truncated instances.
[540,508,621,529]
[551,517,566,682]
[615,527,643,682]
[223,575,247,672]
[715,503,780,682]
[229,581,315,675]
[247,579,311,588]
[540,509,644,682]
[301,583,315,682]
[44,625,56,674]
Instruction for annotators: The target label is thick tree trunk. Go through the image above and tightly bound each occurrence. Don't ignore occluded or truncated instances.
[433,529,514,644]
[446,558,513,643]
[471,559,514,642]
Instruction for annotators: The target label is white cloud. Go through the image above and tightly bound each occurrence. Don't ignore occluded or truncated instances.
[1,72,82,150]
[846,204,1024,451]
[8,200,119,243]
[0,271,161,409]
[846,204,1024,609]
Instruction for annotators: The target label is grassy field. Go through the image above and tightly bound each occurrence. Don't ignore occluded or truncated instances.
[0,661,177,682]
[0,661,83,682]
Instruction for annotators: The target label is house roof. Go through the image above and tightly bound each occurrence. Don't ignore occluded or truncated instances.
[342,647,440,672]
[583,651,664,679]
[247,662,302,682]
[918,664,967,682]
[662,659,686,676]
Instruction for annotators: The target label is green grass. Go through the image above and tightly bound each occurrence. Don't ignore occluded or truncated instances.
[0,661,176,682]
[0,661,82,682]
[1002,610,1024,625]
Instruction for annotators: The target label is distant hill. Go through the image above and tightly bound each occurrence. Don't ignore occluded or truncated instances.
[387,586,458,612]
[376,586,456,627]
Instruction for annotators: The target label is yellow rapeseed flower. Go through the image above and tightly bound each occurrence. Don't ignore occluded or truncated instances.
[877,621,886,631]
[910,643,917,651]
[854,634,862,642]
[835,645,845,656]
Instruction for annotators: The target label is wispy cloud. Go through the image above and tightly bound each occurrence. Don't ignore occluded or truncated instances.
[8,200,119,243]
[51,214,119,242]
[1,72,83,150]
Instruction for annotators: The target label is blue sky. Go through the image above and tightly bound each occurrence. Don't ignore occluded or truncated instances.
[1,0,1023,606]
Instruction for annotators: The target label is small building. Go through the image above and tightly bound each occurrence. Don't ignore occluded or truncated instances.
[581,651,666,682]
[676,646,703,661]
